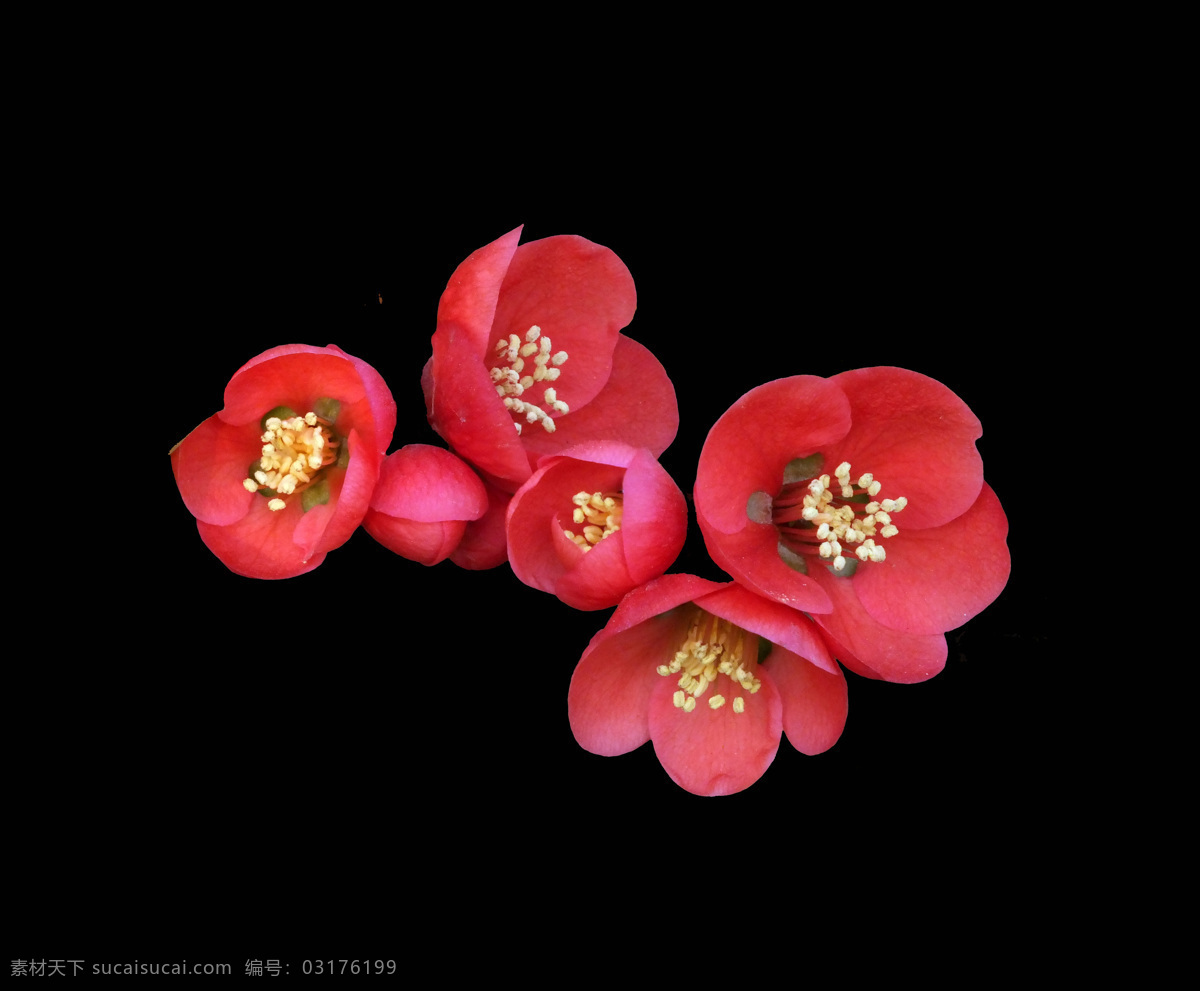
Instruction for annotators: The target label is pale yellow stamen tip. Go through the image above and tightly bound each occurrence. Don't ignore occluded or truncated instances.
[733,697,745,713]
[709,695,726,710]
[490,328,570,433]
[267,498,286,512]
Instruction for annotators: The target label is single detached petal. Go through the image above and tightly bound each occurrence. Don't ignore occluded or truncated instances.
[852,482,1010,635]
[764,646,848,756]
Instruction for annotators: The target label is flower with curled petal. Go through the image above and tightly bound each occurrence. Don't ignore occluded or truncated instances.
[422,226,678,495]
[171,344,396,579]
[506,441,687,610]
[695,367,1010,683]
[569,574,847,797]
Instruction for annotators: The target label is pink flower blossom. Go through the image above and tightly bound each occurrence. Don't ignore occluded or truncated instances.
[568,574,847,797]
[695,367,1010,683]
[422,226,678,493]
[171,344,396,579]
[363,444,489,566]
[506,441,687,610]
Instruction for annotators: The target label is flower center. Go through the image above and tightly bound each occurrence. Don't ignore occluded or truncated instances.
[656,610,761,714]
[767,459,907,573]
[489,325,570,435]
[563,490,623,551]
[241,408,342,512]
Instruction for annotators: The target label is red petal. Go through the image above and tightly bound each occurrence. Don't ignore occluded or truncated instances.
[299,426,379,559]
[171,414,254,526]
[427,321,532,490]
[519,335,680,465]
[829,367,983,530]
[450,479,511,570]
[810,572,948,683]
[569,606,693,757]
[369,445,488,523]
[435,226,523,355]
[425,228,531,490]
[648,662,783,797]
[195,500,326,580]
[581,574,730,653]
[694,583,839,675]
[695,500,834,615]
[362,514,468,566]
[493,234,635,414]
[764,646,848,756]
[619,447,687,585]
[221,349,375,429]
[853,483,1011,635]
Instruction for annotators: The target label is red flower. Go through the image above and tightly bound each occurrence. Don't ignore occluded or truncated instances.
[695,367,1010,683]
[505,441,687,610]
[422,226,678,493]
[363,444,489,566]
[171,344,396,579]
[568,574,847,797]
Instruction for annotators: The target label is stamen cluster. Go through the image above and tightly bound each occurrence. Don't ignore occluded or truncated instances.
[777,461,907,571]
[563,491,623,551]
[656,610,760,714]
[242,413,339,512]
[489,325,570,435]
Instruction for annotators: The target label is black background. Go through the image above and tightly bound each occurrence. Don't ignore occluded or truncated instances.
[18,144,1060,960]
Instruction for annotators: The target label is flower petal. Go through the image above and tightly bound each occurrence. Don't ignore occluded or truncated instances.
[811,573,949,683]
[195,500,326,580]
[221,349,373,429]
[648,661,783,797]
[449,479,512,570]
[853,483,1011,635]
[518,335,680,465]
[493,234,635,414]
[569,607,692,757]
[170,414,255,526]
[694,583,838,675]
[828,366,984,530]
[764,646,848,756]
[362,515,468,567]
[369,445,488,523]
[425,321,532,490]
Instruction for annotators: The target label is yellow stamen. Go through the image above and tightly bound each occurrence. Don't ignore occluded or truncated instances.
[491,325,570,434]
[562,491,623,551]
[656,610,758,714]
[774,461,907,571]
[241,411,339,511]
